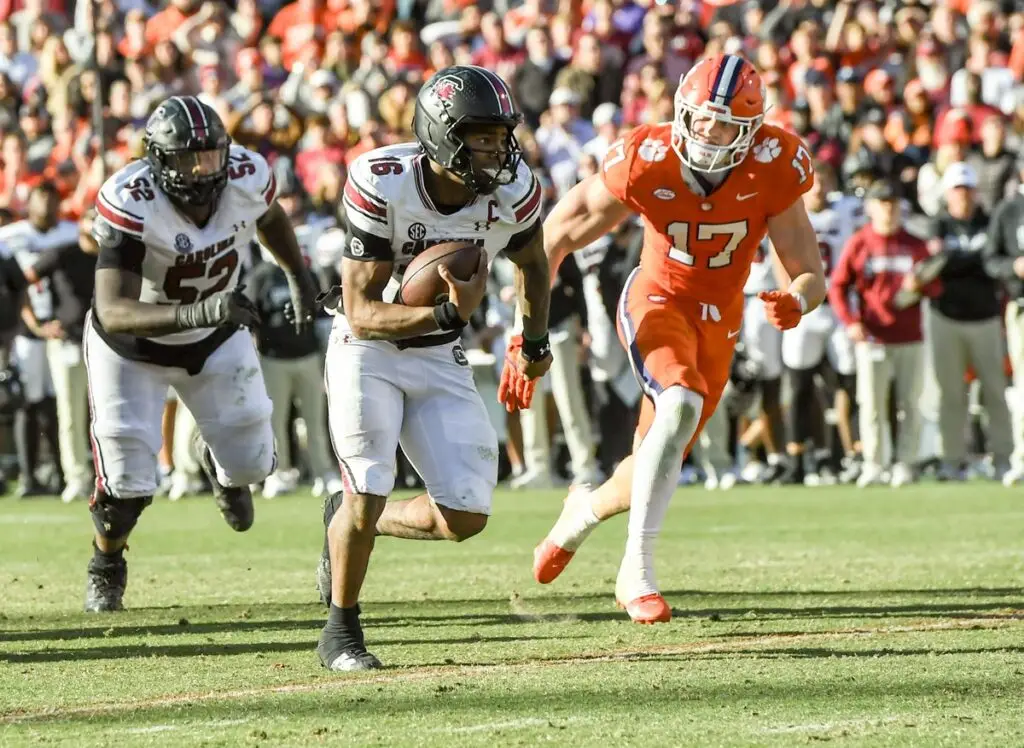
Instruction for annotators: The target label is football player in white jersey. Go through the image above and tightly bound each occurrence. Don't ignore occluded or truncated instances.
[778,162,863,484]
[740,238,788,481]
[315,66,552,672]
[84,96,318,612]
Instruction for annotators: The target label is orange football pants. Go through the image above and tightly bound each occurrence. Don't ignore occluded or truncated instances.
[616,268,743,454]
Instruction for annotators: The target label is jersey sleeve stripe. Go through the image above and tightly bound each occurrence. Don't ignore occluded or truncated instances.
[514,179,542,223]
[348,176,387,208]
[262,173,277,205]
[344,180,387,218]
[97,195,144,234]
[512,174,538,209]
[97,191,144,221]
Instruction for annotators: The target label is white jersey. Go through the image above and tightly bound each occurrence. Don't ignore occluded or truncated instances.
[94,144,277,345]
[809,195,864,288]
[0,220,78,324]
[743,237,777,295]
[339,142,543,337]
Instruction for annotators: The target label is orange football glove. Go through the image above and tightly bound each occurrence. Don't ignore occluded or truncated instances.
[758,290,803,331]
[497,335,538,412]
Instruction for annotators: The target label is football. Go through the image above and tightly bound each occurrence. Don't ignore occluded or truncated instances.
[398,241,484,307]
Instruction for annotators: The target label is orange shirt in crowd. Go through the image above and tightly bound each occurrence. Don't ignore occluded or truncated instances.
[145,5,193,47]
[268,2,340,69]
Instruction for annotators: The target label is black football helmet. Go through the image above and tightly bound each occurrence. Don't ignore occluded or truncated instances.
[143,96,231,207]
[413,65,524,195]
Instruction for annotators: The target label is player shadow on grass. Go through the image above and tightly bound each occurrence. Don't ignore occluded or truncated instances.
[637,644,1024,662]
[4,587,1022,644]
[2,633,593,664]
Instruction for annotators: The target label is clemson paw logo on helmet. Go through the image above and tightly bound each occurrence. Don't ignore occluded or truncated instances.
[753,137,782,163]
[638,138,668,162]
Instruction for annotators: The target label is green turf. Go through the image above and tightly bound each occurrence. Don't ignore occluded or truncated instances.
[2,484,1024,747]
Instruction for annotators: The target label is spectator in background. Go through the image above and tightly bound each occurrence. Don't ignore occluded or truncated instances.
[919,163,1011,480]
[512,251,598,490]
[0,20,37,86]
[626,10,689,85]
[554,32,623,121]
[23,205,96,502]
[968,115,1017,214]
[504,0,551,49]
[918,115,973,217]
[985,156,1024,486]
[830,180,937,488]
[536,87,593,199]
[468,11,520,77]
[582,102,622,160]
[1,184,75,497]
[244,185,340,500]
[513,25,563,130]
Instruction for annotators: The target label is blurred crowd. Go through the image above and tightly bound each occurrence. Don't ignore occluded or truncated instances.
[0,0,1024,499]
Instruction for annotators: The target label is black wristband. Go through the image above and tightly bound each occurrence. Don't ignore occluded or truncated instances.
[522,332,550,361]
[433,302,467,331]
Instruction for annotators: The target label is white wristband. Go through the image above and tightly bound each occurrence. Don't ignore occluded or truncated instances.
[791,291,808,314]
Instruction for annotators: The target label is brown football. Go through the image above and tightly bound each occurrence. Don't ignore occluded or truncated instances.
[398,241,483,307]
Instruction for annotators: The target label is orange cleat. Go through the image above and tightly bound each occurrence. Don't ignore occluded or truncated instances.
[615,593,672,624]
[533,538,576,584]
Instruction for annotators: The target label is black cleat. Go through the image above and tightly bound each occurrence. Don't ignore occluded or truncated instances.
[317,607,381,672]
[317,492,344,606]
[191,431,254,532]
[84,553,127,612]
[773,457,805,486]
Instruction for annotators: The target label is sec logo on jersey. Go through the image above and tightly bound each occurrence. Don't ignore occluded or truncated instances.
[408,223,427,240]
[349,236,365,257]
[174,233,193,252]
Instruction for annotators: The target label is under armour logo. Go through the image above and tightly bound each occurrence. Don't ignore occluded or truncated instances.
[233,221,247,232]
[475,200,500,232]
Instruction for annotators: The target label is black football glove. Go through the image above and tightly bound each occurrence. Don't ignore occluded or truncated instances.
[283,269,319,334]
[176,287,261,330]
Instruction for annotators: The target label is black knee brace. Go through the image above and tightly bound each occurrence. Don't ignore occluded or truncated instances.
[89,492,153,540]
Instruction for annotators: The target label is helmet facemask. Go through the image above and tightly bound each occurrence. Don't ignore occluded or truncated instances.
[442,120,523,195]
[149,141,230,207]
[671,92,764,174]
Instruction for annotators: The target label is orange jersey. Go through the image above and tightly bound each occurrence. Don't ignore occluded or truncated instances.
[600,122,814,307]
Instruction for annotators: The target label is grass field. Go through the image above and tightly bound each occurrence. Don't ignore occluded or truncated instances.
[2,484,1024,747]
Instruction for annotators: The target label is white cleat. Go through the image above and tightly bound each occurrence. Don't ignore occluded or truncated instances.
[61,478,92,504]
[261,469,299,499]
[312,475,344,498]
[510,467,553,490]
[856,463,885,488]
[167,471,204,501]
[1002,466,1024,487]
[890,463,914,488]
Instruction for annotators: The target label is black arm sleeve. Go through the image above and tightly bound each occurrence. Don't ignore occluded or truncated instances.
[343,225,393,262]
[94,218,145,275]
[504,219,541,255]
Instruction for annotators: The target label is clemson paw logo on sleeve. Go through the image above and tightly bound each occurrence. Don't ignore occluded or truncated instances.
[753,137,782,163]
[638,138,668,163]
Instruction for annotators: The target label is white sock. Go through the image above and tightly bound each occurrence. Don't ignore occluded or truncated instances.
[548,488,600,551]
[619,386,704,600]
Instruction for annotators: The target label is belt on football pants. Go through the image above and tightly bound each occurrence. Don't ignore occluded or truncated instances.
[393,330,461,350]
